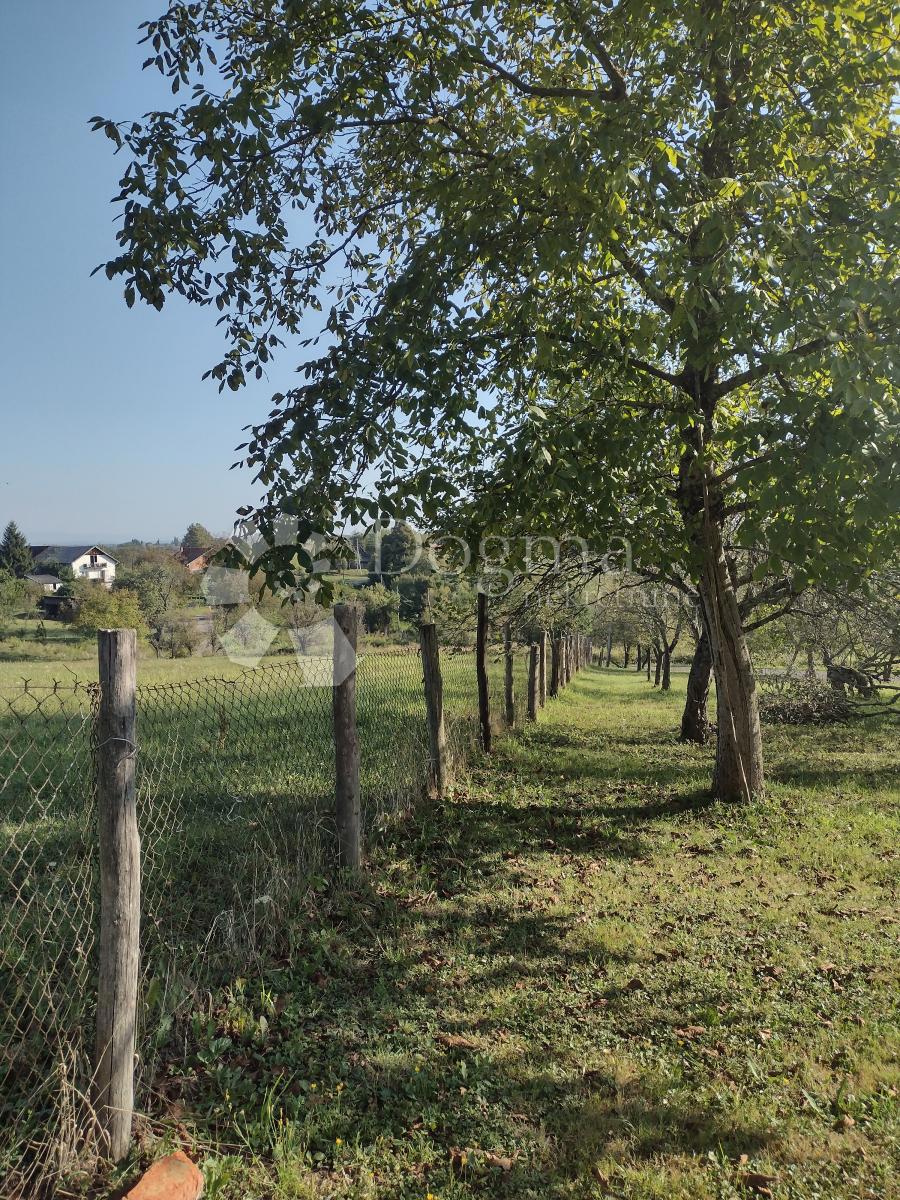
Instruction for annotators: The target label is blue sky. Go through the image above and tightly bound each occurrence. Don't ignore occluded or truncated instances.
[0,2,292,545]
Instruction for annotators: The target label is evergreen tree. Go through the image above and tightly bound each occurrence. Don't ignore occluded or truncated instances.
[0,522,33,579]
[181,522,216,552]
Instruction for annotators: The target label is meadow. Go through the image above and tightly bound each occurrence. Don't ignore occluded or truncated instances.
[94,668,898,1200]
[0,639,529,1192]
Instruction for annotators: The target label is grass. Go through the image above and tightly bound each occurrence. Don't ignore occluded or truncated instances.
[1,644,535,1193]
[98,668,899,1200]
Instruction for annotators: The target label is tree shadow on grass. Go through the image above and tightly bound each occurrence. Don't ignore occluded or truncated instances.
[769,761,900,792]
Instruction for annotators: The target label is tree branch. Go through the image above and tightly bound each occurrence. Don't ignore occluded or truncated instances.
[712,335,830,399]
[473,51,623,102]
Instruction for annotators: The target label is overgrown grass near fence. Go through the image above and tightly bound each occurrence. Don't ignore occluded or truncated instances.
[0,641,533,1195]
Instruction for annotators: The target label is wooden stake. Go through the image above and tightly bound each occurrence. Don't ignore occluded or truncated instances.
[527,644,538,721]
[94,628,140,1164]
[476,591,491,752]
[333,603,361,868]
[538,631,547,706]
[420,622,449,797]
[503,622,515,726]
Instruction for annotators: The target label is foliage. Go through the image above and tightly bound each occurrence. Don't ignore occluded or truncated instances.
[116,561,194,628]
[181,522,217,552]
[759,678,855,725]
[378,522,423,579]
[73,585,148,636]
[357,583,400,634]
[0,523,33,580]
[150,615,205,658]
[0,571,34,624]
[96,2,898,583]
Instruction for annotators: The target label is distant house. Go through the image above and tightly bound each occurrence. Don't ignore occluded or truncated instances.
[178,547,211,573]
[30,545,118,589]
[26,573,63,594]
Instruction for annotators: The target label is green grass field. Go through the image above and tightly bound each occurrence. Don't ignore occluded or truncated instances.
[0,643,534,1192]
[90,667,899,1200]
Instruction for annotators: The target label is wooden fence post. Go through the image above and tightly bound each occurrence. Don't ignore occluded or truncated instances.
[94,628,140,1164]
[527,644,538,721]
[333,603,361,868]
[538,631,547,706]
[420,622,449,797]
[476,591,491,752]
[503,622,515,726]
[550,638,560,697]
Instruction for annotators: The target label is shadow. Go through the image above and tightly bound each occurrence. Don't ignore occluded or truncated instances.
[111,675,781,1198]
[771,762,900,791]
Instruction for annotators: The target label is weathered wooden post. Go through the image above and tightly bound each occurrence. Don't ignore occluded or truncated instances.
[550,637,560,697]
[476,590,491,752]
[333,603,361,868]
[527,643,539,720]
[420,622,449,797]
[538,631,547,706]
[503,622,515,726]
[94,628,140,1164]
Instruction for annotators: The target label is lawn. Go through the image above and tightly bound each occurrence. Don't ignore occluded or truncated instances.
[105,668,899,1200]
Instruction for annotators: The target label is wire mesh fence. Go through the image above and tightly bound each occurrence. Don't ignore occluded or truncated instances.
[0,681,98,1196]
[0,628,550,1194]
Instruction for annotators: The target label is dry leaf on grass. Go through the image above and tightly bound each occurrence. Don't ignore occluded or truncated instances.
[435,1032,479,1051]
[738,1170,777,1196]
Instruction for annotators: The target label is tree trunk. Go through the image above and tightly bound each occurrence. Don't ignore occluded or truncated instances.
[653,644,662,687]
[623,643,631,669]
[679,437,764,802]
[680,630,712,743]
[661,646,672,691]
[646,648,651,682]
[806,646,816,680]
[695,515,763,801]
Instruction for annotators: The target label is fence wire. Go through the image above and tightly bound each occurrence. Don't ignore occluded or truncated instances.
[0,682,97,1197]
[0,635,536,1194]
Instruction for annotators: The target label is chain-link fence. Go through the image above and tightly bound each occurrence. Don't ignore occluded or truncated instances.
[0,633,541,1195]
[0,681,99,1196]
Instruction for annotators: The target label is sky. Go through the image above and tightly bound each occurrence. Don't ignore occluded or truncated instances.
[0,2,294,545]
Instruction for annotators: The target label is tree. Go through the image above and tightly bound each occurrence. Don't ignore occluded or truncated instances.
[0,522,32,579]
[358,583,400,634]
[98,2,899,801]
[116,560,193,645]
[181,523,216,552]
[378,522,422,578]
[0,569,32,624]
[74,585,147,636]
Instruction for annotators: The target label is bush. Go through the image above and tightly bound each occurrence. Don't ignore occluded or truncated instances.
[73,585,148,636]
[760,679,854,725]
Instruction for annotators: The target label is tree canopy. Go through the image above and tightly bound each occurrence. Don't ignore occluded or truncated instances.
[0,523,33,580]
[98,0,899,799]
[181,522,217,552]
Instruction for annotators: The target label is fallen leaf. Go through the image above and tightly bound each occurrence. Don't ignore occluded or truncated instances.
[738,1170,777,1196]
[435,1032,479,1051]
[482,1151,515,1171]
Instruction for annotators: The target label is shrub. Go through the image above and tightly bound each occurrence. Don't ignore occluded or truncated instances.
[759,679,853,725]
